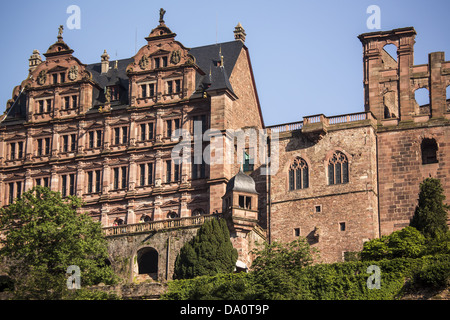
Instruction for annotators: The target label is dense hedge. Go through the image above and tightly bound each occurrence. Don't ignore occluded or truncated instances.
[161,254,449,300]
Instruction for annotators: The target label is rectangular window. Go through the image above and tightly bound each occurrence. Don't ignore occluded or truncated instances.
[239,195,245,208]
[46,99,52,112]
[294,228,301,237]
[167,81,173,94]
[16,182,22,199]
[121,166,127,189]
[60,73,65,84]
[114,127,120,145]
[162,56,168,67]
[140,124,146,141]
[10,143,15,160]
[148,123,154,140]
[70,134,77,151]
[95,170,101,193]
[113,168,119,190]
[174,163,180,181]
[64,96,70,109]
[8,183,14,204]
[89,131,94,149]
[45,138,50,155]
[63,135,69,152]
[122,127,128,144]
[61,175,67,197]
[139,164,146,186]
[96,130,102,147]
[87,171,93,193]
[245,196,252,210]
[17,142,23,159]
[339,222,346,232]
[38,100,44,113]
[303,168,309,188]
[141,84,147,98]
[166,120,172,138]
[69,174,75,196]
[148,163,153,185]
[166,160,171,183]
[149,84,155,97]
[52,73,58,84]
[154,58,160,69]
[72,95,77,108]
[175,79,181,93]
[37,139,43,156]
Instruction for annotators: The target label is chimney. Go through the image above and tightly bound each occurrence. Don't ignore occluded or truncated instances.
[234,22,246,43]
[101,49,110,73]
[28,49,42,74]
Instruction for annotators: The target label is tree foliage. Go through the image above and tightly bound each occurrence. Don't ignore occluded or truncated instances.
[173,217,238,279]
[361,226,426,261]
[0,186,117,299]
[410,177,449,239]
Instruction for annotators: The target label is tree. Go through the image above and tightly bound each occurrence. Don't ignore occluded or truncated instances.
[0,186,117,299]
[250,237,319,273]
[173,218,238,279]
[410,178,449,239]
[361,226,426,261]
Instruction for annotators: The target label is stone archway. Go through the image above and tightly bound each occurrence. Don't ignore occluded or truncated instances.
[136,247,158,281]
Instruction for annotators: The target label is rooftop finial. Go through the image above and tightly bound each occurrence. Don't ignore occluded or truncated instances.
[57,25,64,41]
[159,8,166,24]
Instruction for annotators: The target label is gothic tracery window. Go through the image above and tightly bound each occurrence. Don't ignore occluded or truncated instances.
[288,157,309,190]
[328,151,349,185]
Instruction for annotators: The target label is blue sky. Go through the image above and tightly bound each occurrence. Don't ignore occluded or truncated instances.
[0,0,449,126]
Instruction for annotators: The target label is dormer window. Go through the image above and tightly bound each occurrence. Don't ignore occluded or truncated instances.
[108,85,120,101]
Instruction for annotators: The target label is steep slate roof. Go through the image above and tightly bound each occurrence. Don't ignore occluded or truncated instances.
[189,40,244,95]
[2,40,244,122]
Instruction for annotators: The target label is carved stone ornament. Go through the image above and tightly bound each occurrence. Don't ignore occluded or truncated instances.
[68,65,78,81]
[37,70,47,85]
[170,50,181,65]
[139,55,149,70]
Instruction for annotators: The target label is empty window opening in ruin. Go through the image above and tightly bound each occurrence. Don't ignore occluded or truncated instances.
[339,222,346,232]
[294,228,300,237]
[446,85,450,112]
[382,44,397,66]
[421,138,438,165]
[137,247,158,275]
[414,87,430,114]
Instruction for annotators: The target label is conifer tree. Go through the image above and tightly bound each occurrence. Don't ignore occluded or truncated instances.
[410,178,449,239]
[173,218,238,279]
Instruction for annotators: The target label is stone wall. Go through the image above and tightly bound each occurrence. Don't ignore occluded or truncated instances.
[269,123,379,262]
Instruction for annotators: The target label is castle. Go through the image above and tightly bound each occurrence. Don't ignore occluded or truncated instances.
[0,10,449,283]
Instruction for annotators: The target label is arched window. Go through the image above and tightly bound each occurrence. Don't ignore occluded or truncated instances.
[421,138,438,164]
[137,247,158,275]
[328,151,349,185]
[288,157,308,190]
